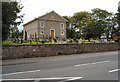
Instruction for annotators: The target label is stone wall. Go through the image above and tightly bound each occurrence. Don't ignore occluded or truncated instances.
[2,43,120,60]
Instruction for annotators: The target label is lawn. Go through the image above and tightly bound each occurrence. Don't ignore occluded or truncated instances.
[2,40,14,45]
[2,40,54,45]
[2,39,115,45]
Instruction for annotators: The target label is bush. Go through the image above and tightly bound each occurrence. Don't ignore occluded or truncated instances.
[69,39,73,43]
[115,39,119,42]
[53,38,57,43]
[42,40,45,44]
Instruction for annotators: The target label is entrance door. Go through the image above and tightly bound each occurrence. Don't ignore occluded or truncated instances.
[50,30,54,38]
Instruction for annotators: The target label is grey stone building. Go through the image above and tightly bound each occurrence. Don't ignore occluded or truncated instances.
[23,11,67,40]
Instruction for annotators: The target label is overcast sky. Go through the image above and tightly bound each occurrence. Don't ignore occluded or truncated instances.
[18,0,120,31]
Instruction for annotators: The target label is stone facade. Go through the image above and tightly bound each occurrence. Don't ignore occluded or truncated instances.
[2,43,120,60]
[23,11,67,40]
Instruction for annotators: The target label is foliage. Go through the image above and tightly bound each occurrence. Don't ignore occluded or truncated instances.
[73,11,91,30]
[24,30,27,41]
[64,8,117,41]
[116,6,120,35]
[73,11,96,40]
[19,30,23,38]
[2,2,118,42]
[66,27,75,39]
[2,2,24,40]
[63,16,78,39]
[10,25,19,38]
[91,8,114,39]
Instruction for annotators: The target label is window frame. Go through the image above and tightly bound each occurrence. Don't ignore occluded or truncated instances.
[40,30,44,35]
[60,23,64,29]
[61,31,64,35]
[40,21,44,28]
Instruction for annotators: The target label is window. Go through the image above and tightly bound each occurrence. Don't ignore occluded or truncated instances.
[40,30,44,35]
[60,23,64,29]
[40,21,44,28]
[61,31,64,35]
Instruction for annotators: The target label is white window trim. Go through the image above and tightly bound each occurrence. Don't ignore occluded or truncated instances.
[40,30,44,35]
[61,31,64,35]
[60,23,64,29]
[40,21,44,28]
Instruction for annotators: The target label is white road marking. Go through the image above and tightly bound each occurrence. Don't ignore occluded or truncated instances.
[3,70,40,76]
[58,77,83,82]
[109,69,120,73]
[91,61,110,64]
[74,63,90,67]
[2,77,83,81]
[74,60,110,67]
[33,80,40,82]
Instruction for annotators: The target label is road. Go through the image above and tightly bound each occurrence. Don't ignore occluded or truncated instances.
[2,51,119,82]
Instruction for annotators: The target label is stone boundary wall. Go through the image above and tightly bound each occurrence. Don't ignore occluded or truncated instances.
[2,43,120,60]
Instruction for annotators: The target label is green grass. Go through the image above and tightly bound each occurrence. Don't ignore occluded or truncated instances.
[2,40,13,45]
[22,41,37,45]
[2,40,42,45]
[2,39,115,45]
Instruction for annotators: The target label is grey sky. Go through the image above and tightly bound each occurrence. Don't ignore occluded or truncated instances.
[18,0,120,31]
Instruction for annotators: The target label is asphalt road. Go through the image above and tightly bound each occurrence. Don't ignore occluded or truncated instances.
[2,51,120,82]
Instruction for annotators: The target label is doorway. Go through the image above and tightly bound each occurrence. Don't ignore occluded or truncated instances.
[50,29,55,38]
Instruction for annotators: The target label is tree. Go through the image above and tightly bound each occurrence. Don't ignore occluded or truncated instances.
[105,13,117,39]
[24,30,27,41]
[63,16,70,28]
[10,25,19,38]
[91,8,112,39]
[72,11,95,40]
[19,30,23,38]
[73,11,91,31]
[63,16,78,39]
[82,19,98,41]
[2,2,24,40]
[116,6,120,35]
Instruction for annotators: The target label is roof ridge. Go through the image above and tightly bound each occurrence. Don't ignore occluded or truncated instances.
[23,11,67,26]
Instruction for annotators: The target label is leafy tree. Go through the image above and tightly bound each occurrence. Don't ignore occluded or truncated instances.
[19,30,23,38]
[105,13,117,39]
[73,11,91,31]
[116,6,120,35]
[63,9,117,40]
[2,2,24,40]
[10,25,19,38]
[72,11,95,40]
[71,9,115,41]
[63,16,78,39]
[63,16,71,28]
[66,25,78,39]
[82,19,98,41]
[91,8,112,39]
